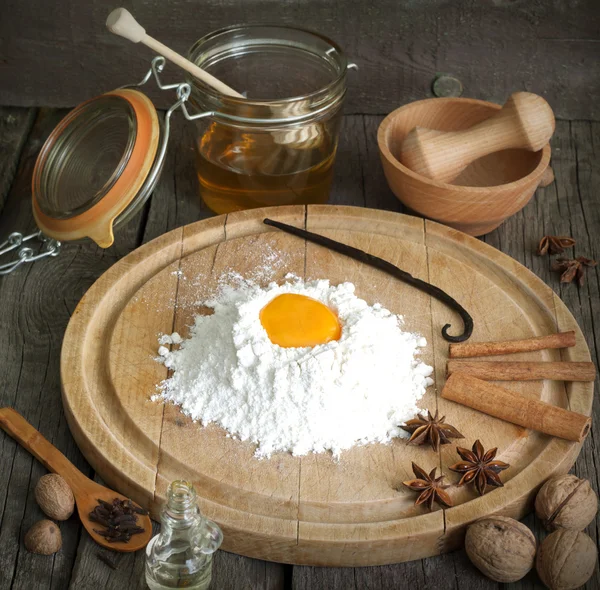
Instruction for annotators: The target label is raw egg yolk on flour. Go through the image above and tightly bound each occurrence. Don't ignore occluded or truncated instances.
[260,294,342,348]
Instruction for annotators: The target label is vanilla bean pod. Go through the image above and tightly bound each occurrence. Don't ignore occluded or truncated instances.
[263,218,473,342]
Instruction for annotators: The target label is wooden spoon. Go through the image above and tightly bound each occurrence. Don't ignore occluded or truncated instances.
[399,92,555,183]
[0,407,152,552]
[106,8,243,98]
[106,8,330,152]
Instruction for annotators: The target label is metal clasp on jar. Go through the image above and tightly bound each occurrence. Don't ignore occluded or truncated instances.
[0,231,60,276]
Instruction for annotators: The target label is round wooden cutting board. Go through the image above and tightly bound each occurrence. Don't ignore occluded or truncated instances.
[61,205,593,566]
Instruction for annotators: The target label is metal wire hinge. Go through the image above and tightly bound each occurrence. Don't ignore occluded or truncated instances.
[127,56,214,124]
[0,231,61,276]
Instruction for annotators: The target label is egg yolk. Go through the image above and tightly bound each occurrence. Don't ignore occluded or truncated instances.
[260,294,342,348]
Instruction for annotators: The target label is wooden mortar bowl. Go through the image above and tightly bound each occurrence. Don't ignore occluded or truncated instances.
[377,97,551,236]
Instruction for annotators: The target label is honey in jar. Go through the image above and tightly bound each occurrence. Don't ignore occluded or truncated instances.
[196,121,338,213]
[187,25,352,214]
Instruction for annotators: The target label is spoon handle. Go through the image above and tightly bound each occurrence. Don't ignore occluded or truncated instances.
[106,8,243,98]
[0,407,89,493]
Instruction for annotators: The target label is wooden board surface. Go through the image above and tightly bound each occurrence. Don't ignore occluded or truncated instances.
[60,205,593,567]
[1,1,599,120]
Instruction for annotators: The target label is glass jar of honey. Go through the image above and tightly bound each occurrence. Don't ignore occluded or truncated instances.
[0,30,353,274]
[187,25,354,214]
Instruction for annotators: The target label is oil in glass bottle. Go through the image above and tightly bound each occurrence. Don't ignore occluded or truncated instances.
[145,480,223,589]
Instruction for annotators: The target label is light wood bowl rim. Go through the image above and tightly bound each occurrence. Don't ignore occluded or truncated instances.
[377,97,551,192]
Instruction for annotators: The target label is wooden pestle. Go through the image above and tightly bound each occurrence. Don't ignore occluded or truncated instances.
[399,92,555,183]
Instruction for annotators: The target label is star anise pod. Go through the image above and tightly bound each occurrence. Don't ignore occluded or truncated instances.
[537,235,576,256]
[402,462,453,510]
[400,410,464,452]
[448,440,510,496]
[552,256,597,286]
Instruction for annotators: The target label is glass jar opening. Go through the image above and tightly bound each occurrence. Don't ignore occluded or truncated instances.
[187,25,348,125]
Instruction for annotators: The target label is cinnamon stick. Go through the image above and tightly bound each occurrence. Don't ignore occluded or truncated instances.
[441,373,591,442]
[447,360,596,382]
[449,331,576,358]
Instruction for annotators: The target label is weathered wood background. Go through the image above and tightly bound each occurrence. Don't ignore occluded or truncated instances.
[1,0,599,119]
[0,1,599,586]
[0,105,598,588]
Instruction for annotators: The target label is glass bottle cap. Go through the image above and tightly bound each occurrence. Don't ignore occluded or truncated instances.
[32,89,160,247]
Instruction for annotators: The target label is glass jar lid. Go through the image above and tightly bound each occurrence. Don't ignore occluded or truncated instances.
[32,88,160,247]
[1,55,236,275]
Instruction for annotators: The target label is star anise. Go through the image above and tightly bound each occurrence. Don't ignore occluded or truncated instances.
[402,462,453,510]
[552,256,597,286]
[537,235,576,256]
[400,410,464,452]
[449,440,510,496]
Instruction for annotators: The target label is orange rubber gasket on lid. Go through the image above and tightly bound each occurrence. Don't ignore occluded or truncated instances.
[32,89,160,247]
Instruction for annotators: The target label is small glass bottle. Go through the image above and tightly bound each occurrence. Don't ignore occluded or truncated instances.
[145,481,223,590]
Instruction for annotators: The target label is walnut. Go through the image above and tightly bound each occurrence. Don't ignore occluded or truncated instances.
[465,516,536,582]
[537,529,597,590]
[24,520,62,555]
[34,474,75,521]
[535,474,597,531]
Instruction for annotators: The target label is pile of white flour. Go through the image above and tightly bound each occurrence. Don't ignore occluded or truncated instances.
[155,277,433,458]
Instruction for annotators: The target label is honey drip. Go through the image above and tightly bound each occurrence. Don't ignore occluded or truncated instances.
[196,123,337,214]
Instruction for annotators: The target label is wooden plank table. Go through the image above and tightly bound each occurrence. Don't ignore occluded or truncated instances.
[0,107,597,589]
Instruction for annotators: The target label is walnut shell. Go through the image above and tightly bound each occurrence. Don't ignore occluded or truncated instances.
[34,474,74,521]
[537,529,597,590]
[465,516,536,582]
[535,474,598,531]
[24,520,62,555]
